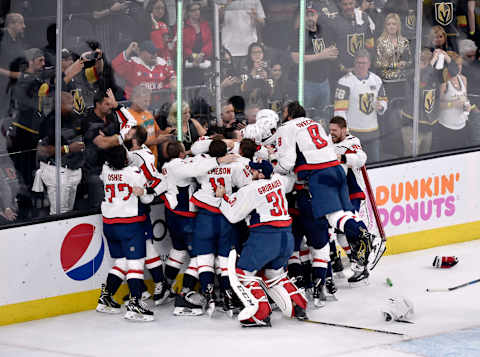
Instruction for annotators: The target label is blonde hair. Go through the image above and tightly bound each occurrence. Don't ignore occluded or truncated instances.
[167,101,190,127]
[379,13,403,41]
[428,26,447,46]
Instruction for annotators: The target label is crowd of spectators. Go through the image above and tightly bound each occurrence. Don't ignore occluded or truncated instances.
[0,0,479,224]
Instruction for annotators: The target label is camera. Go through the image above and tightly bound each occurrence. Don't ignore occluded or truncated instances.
[82,51,101,67]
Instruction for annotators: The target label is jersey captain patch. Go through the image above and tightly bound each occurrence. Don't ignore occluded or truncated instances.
[347,33,365,57]
[435,2,453,26]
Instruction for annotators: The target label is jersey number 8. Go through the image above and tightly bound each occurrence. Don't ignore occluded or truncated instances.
[307,124,327,149]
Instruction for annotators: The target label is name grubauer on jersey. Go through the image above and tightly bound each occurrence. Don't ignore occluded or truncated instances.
[219,173,295,227]
[100,164,153,223]
[191,155,252,212]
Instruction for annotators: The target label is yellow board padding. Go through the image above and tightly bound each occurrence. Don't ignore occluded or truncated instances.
[0,275,185,326]
[2,220,480,326]
[385,221,480,255]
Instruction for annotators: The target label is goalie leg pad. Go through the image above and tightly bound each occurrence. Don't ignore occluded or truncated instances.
[264,269,307,318]
[237,268,271,322]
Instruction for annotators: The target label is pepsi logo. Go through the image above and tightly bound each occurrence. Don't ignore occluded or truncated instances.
[61,223,105,281]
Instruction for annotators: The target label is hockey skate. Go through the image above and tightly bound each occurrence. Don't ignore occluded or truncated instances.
[368,236,386,271]
[222,289,238,318]
[173,291,205,316]
[122,290,151,302]
[312,280,326,308]
[204,284,216,318]
[124,297,154,322]
[96,284,122,314]
[325,277,338,301]
[153,281,175,306]
[347,262,369,285]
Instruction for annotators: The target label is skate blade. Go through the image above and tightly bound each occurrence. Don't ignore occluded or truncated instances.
[96,304,122,314]
[206,303,216,318]
[173,307,203,316]
[124,311,154,322]
[154,296,175,306]
[313,299,326,308]
[348,278,369,287]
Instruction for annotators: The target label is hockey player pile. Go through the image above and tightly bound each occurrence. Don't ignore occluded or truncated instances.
[95,101,388,327]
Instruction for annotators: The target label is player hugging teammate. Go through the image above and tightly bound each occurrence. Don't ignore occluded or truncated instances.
[95,103,385,326]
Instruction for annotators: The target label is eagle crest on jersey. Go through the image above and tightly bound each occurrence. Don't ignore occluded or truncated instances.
[312,38,326,54]
[359,93,374,115]
[347,33,365,57]
[435,2,453,26]
[424,89,435,114]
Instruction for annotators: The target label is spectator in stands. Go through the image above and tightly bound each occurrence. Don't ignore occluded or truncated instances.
[144,0,175,65]
[270,62,294,105]
[0,13,27,118]
[0,129,19,224]
[400,49,451,156]
[290,7,338,114]
[219,47,241,99]
[166,101,206,151]
[427,26,455,53]
[375,13,412,158]
[242,42,270,82]
[62,48,105,114]
[83,89,122,209]
[323,0,374,83]
[432,51,472,152]
[459,39,480,147]
[334,49,387,163]
[183,1,213,86]
[128,85,174,165]
[9,48,52,189]
[34,92,85,215]
[220,0,265,68]
[112,40,176,99]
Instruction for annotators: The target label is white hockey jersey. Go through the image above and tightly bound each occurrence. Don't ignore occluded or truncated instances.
[275,117,339,176]
[161,155,219,217]
[334,72,388,132]
[334,134,367,200]
[219,173,295,228]
[191,155,252,212]
[100,164,153,224]
[190,136,269,161]
[115,106,138,139]
[128,144,168,195]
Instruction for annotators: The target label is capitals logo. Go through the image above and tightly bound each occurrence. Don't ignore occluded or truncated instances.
[61,224,105,281]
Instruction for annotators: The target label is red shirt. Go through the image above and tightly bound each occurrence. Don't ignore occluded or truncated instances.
[183,20,213,58]
[112,52,176,98]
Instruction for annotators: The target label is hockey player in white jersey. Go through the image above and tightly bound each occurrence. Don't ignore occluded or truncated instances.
[96,145,155,321]
[216,160,307,327]
[329,117,385,273]
[190,139,252,316]
[123,126,173,305]
[275,101,376,283]
[160,141,238,315]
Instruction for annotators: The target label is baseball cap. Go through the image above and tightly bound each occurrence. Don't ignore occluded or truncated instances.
[139,40,157,54]
[306,7,318,15]
[25,48,43,62]
[249,160,273,179]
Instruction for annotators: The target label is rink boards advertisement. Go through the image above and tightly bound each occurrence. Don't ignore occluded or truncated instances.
[1,151,480,325]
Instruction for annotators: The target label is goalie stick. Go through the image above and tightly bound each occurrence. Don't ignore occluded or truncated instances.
[361,166,387,270]
[426,278,480,292]
[227,249,260,321]
[301,319,405,336]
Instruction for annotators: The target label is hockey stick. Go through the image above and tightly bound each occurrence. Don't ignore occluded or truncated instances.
[227,249,259,321]
[302,319,405,336]
[361,166,387,270]
[426,278,480,292]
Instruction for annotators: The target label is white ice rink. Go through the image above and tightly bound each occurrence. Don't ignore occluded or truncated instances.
[1,240,480,357]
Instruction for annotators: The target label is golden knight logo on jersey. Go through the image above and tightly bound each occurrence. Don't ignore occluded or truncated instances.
[406,12,416,30]
[312,38,325,54]
[423,89,435,114]
[347,33,365,57]
[73,89,85,114]
[359,93,374,115]
[435,2,453,26]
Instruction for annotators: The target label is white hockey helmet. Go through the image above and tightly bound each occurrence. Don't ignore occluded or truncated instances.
[241,124,263,144]
[255,109,279,141]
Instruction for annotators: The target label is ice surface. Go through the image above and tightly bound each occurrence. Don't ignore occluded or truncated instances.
[1,240,480,357]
